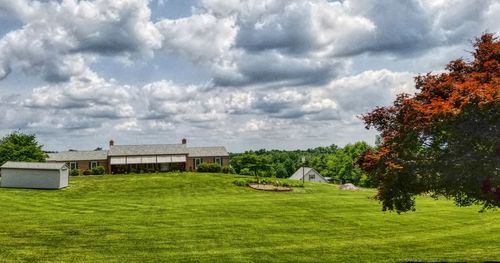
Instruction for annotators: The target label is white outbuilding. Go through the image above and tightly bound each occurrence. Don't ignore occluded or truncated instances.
[0,161,69,189]
[289,167,328,183]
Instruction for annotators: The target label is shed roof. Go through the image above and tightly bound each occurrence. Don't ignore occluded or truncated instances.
[187,146,229,157]
[289,167,323,180]
[108,144,188,156]
[1,161,67,170]
[47,150,108,161]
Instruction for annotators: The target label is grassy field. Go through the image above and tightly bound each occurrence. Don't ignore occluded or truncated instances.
[0,173,499,262]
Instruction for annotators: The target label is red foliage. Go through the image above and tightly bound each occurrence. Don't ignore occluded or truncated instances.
[360,34,500,212]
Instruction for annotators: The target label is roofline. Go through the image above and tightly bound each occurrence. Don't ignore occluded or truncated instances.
[1,167,68,171]
[186,146,227,149]
[51,150,109,153]
[110,143,185,147]
[108,153,189,157]
[188,154,229,157]
[1,162,68,170]
[47,158,108,161]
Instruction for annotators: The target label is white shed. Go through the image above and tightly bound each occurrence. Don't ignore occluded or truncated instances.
[0,161,69,189]
[289,167,328,183]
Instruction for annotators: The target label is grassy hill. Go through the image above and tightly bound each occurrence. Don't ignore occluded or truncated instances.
[0,173,499,262]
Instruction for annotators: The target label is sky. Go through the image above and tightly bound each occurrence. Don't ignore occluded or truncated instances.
[0,0,498,152]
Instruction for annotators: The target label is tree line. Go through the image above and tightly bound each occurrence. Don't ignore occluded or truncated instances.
[230,141,375,187]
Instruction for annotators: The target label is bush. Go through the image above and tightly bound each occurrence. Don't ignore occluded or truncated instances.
[197,163,222,173]
[233,178,248,187]
[221,166,235,174]
[91,166,106,175]
[82,170,91,176]
[239,168,252,175]
[70,169,80,176]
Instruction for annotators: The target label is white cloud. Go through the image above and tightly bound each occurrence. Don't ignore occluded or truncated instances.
[114,119,141,132]
[0,0,498,151]
[156,13,237,63]
[24,72,136,119]
[0,0,161,82]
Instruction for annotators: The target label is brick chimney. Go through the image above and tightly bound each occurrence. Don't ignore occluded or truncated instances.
[109,139,114,146]
[181,138,187,144]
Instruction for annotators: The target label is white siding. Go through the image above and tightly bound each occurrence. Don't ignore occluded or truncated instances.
[289,167,328,183]
[1,168,68,189]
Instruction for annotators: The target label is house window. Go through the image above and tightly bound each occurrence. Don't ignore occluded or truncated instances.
[194,158,202,169]
[90,161,98,169]
[214,157,222,165]
[70,162,77,170]
[309,174,315,180]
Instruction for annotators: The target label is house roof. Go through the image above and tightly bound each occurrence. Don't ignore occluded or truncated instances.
[187,146,229,157]
[108,144,188,156]
[1,161,67,170]
[47,150,109,161]
[289,167,325,180]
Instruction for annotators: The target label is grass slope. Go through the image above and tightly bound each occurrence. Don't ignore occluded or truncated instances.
[0,173,499,262]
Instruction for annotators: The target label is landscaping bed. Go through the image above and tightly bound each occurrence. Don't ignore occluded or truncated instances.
[248,183,292,191]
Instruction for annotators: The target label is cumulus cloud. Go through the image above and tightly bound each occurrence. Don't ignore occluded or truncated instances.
[24,72,136,119]
[155,13,237,63]
[0,0,498,151]
[153,0,498,87]
[0,0,161,82]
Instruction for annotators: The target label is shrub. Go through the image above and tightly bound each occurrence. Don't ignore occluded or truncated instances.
[82,170,91,176]
[239,168,252,175]
[221,166,236,174]
[70,169,80,176]
[197,163,222,173]
[91,166,106,175]
[233,178,248,187]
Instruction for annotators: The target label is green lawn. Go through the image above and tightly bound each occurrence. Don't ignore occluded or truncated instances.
[0,173,499,262]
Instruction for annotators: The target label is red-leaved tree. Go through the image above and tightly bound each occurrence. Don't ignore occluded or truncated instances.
[359,33,500,212]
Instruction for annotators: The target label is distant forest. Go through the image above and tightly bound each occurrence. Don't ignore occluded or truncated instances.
[230,140,376,187]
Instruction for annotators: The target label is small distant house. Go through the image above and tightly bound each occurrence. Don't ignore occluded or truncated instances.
[289,167,328,183]
[0,161,69,189]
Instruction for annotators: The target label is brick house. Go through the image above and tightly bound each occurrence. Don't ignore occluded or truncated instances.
[46,150,108,172]
[47,139,229,174]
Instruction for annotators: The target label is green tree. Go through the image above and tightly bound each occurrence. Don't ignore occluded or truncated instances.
[275,163,289,178]
[0,132,47,166]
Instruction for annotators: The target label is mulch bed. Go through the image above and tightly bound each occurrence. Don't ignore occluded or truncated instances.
[248,183,292,192]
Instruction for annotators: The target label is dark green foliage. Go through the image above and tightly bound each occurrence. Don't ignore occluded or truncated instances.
[82,170,91,176]
[0,132,47,166]
[70,169,80,176]
[197,163,222,173]
[221,166,235,174]
[231,142,374,187]
[275,164,288,178]
[91,166,106,175]
[239,168,252,175]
